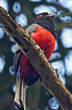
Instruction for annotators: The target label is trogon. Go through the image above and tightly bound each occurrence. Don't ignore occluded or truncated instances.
[14,12,56,110]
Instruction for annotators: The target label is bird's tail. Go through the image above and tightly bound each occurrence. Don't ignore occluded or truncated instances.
[14,73,27,110]
[21,79,27,110]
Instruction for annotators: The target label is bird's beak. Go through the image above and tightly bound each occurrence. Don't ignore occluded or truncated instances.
[46,14,55,17]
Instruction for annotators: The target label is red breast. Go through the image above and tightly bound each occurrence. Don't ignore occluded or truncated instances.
[20,26,55,84]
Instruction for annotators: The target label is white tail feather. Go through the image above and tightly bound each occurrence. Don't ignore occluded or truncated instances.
[14,73,27,110]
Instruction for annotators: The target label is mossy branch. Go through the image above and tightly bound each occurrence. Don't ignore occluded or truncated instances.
[0,6,72,110]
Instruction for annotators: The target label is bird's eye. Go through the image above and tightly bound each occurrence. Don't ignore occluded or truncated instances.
[37,14,43,18]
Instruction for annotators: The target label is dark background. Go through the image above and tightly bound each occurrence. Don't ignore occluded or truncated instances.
[0,0,72,110]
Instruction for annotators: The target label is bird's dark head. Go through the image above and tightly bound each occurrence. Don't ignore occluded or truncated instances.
[32,12,57,37]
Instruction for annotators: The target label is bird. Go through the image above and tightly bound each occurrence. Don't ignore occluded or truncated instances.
[14,12,56,110]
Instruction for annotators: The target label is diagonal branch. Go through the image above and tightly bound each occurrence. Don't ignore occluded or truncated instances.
[0,6,72,110]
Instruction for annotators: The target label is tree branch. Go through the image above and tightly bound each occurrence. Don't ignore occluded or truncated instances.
[0,6,72,110]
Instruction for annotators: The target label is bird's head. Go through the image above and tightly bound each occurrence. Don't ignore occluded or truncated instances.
[32,12,57,37]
